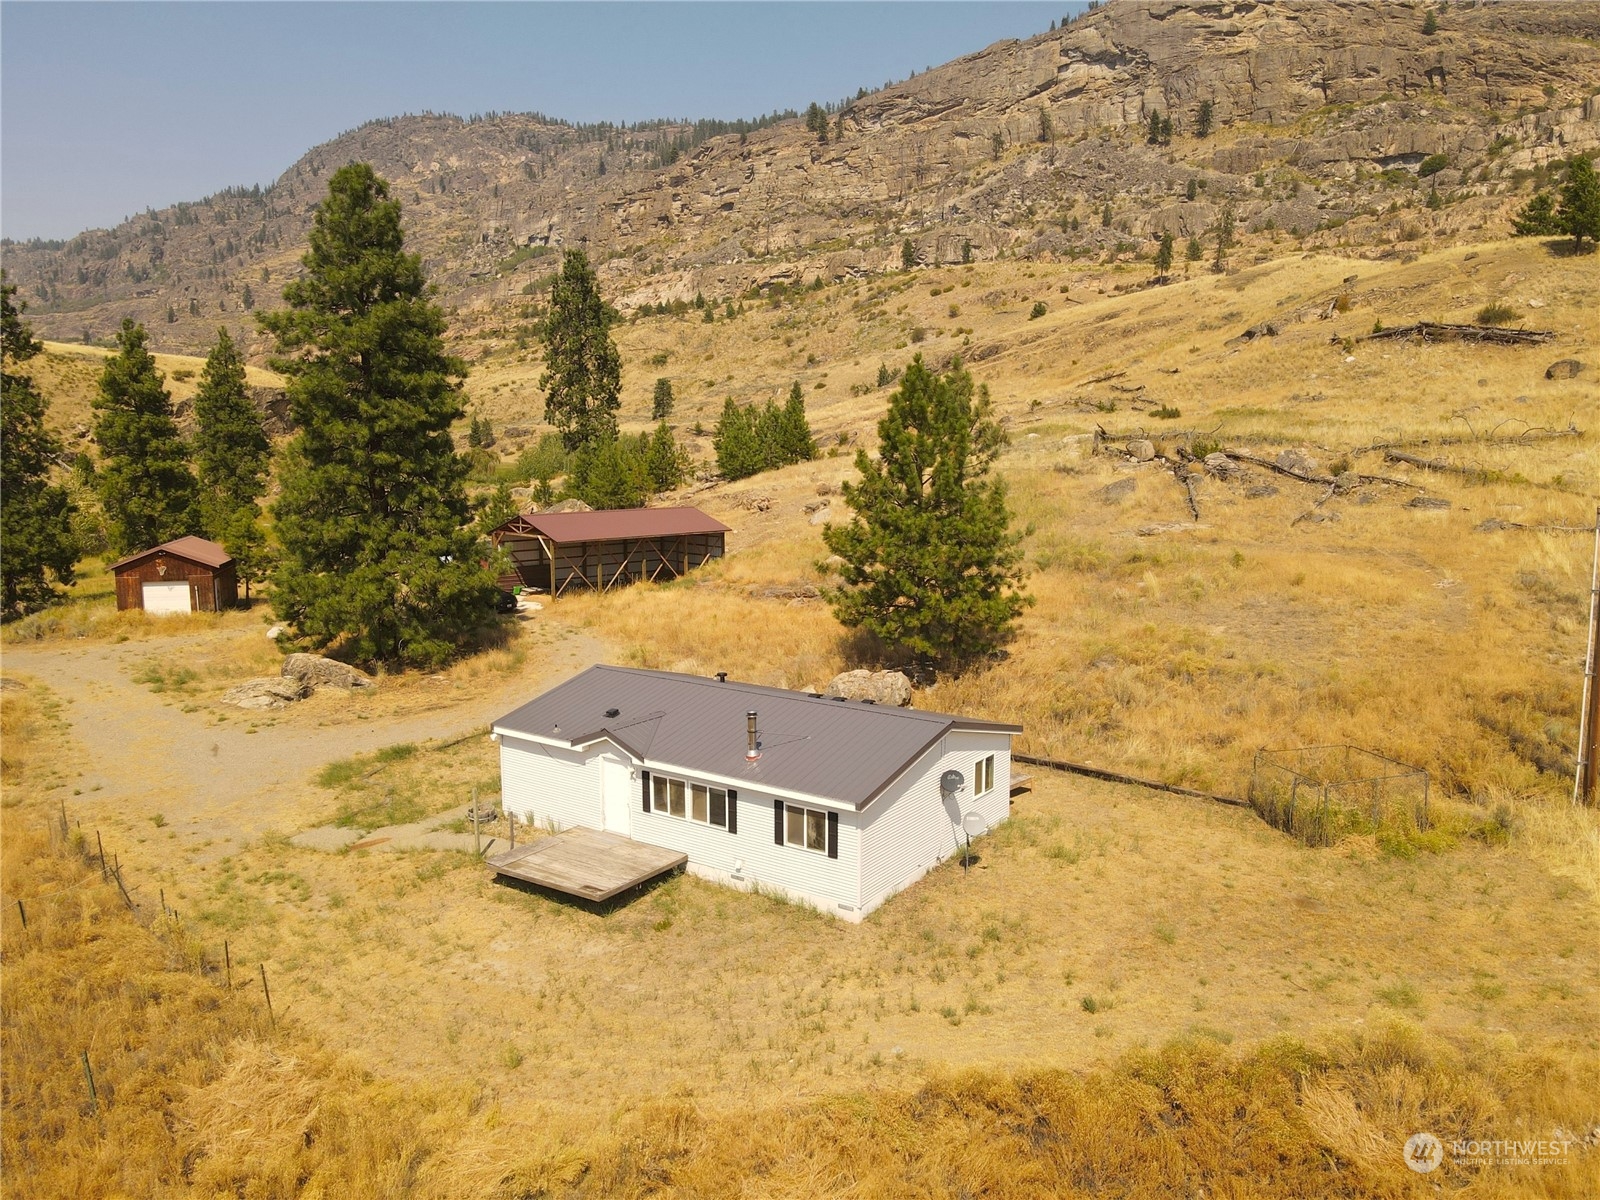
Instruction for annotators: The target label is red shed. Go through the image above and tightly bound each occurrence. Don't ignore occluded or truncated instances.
[111,536,239,614]
[490,506,729,598]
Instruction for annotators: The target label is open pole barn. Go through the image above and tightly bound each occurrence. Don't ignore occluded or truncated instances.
[110,536,238,614]
[489,507,729,599]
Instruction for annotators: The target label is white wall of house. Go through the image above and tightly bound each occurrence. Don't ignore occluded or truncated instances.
[857,731,1012,917]
[496,729,1012,922]
[498,737,602,831]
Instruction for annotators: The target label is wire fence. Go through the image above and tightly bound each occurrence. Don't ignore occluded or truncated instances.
[1248,745,1430,847]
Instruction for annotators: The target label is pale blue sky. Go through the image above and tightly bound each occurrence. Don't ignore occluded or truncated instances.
[2,2,1076,240]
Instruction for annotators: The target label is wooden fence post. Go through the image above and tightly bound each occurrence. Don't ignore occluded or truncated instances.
[82,1052,98,1113]
[224,940,232,989]
[16,898,25,930]
[260,963,274,1025]
[96,831,106,880]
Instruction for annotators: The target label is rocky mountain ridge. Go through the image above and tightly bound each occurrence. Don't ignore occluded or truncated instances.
[4,0,1597,358]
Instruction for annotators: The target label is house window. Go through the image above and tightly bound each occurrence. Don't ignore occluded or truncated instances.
[650,772,728,829]
[785,804,827,853]
[975,754,995,796]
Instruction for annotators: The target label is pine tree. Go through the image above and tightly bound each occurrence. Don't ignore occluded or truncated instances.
[1185,235,1204,262]
[823,356,1030,669]
[1147,111,1164,145]
[1212,204,1235,272]
[652,377,675,420]
[901,238,917,270]
[568,434,648,509]
[804,102,829,144]
[92,319,197,555]
[1422,10,1439,35]
[1154,232,1175,278]
[193,327,270,596]
[1557,155,1600,251]
[1038,109,1053,144]
[1,279,78,617]
[1512,191,1562,236]
[540,248,621,452]
[713,397,762,480]
[645,421,691,492]
[259,162,496,670]
[1195,99,1214,138]
[779,382,817,463]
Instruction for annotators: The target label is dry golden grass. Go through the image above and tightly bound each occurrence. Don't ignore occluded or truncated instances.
[5,686,1598,1200]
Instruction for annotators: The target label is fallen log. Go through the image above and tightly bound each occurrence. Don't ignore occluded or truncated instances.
[1355,322,1555,346]
[1222,449,1336,486]
[1354,423,1582,455]
[1384,449,1506,482]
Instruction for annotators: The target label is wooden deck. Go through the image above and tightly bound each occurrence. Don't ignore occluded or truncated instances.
[486,828,687,902]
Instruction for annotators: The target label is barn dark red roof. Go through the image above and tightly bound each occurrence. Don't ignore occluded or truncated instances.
[497,506,730,544]
[110,535,234,572]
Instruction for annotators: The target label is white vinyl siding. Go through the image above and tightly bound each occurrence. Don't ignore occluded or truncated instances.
[499,738,602,831]
[858,732,1011,917]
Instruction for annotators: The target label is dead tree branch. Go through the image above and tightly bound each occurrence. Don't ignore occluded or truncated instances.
[1355,322,1556,346]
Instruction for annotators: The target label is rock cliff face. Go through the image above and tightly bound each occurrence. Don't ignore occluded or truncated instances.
[5,1,1597,354]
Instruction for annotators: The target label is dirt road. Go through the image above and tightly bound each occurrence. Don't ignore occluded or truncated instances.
[1,622,604,855]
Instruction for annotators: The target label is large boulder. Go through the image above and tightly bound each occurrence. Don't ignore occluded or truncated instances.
[222,677,310,710]
[281,653,376,690]
[1545,359,1584,380]
[824,669,913,707]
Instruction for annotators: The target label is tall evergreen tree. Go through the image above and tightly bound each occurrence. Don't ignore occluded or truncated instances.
[540,248,621,451]
[651,377,675,420]
[779,382,817,463]
[259,162,496,669]
[1195,99,1214,138]
[713,397,762,480]
[92,319,197,555]
[567,434,648,509]
[1,279,78,617]
[1154,232,1175,277]
[644,421,691,492]
[193,327,270,596]
[824,356,1030,669]
[1557,155,1600,251]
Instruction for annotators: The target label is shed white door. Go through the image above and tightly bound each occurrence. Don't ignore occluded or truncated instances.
[141,581,192,614]
[599,753,632,835]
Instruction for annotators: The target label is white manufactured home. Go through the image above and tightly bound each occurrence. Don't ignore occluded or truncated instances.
[490,666,1021,920]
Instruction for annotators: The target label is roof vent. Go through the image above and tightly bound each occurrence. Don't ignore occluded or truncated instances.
[860,699,876,705]
[604,707,620,718]
[715,672,728,683]
[832,695,846,702]
[745,710,761,761]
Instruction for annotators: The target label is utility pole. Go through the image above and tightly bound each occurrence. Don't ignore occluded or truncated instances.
[1576,508,1600,806]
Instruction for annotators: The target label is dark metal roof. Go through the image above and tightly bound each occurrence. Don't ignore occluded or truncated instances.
[495,506,730,544]
[110,535,233,572]
[492,665,1021,810]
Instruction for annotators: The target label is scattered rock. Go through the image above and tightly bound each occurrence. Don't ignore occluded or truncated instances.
[824,669,913,707]
[1202,452,1238,477]
[266,624,285,640]
[1127,439,1156,462]
[816,482,835,497]
[803,500,828,514]
[0,678,23,692]
[1275,448,1323,477]
[1406,495,1452,511]
[222,677,310,710]
[1135,522,1206,536]
[1245,484,1280,499]
[542,497,592,514]
[809,505,832,526]
[1332,470,1361,493]
[751,583,821,601]
[281,653,376,690]
[1097,477,1137,504]
[821,554,846,572]
[743,495,772,513]
[1295,510,1341,525]
[1475,518,1515,531]
[1545,359,1584,380]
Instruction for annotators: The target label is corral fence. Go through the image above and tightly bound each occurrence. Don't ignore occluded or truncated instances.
[1248,745,1430,847]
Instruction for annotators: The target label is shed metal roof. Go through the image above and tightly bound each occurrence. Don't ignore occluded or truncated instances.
[495,507,730,544]
[492,665,1021,811]
[110,536,234,572]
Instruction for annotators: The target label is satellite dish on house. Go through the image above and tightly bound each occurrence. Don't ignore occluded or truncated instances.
[962,811,987,839]
[940,769,964,796]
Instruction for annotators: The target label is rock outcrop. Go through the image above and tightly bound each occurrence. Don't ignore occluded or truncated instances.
[824,669,914,708]
[281,653,376,690]
[222,677,310,710]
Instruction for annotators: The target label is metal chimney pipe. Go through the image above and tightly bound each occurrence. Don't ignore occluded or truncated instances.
[716,672,728,682]
[746,710,760,760]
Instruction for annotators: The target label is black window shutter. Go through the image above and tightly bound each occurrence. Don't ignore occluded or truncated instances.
[774,799,784,845]
[727,789,738,834]
[827,811,839,859]
[641,770,651,813]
